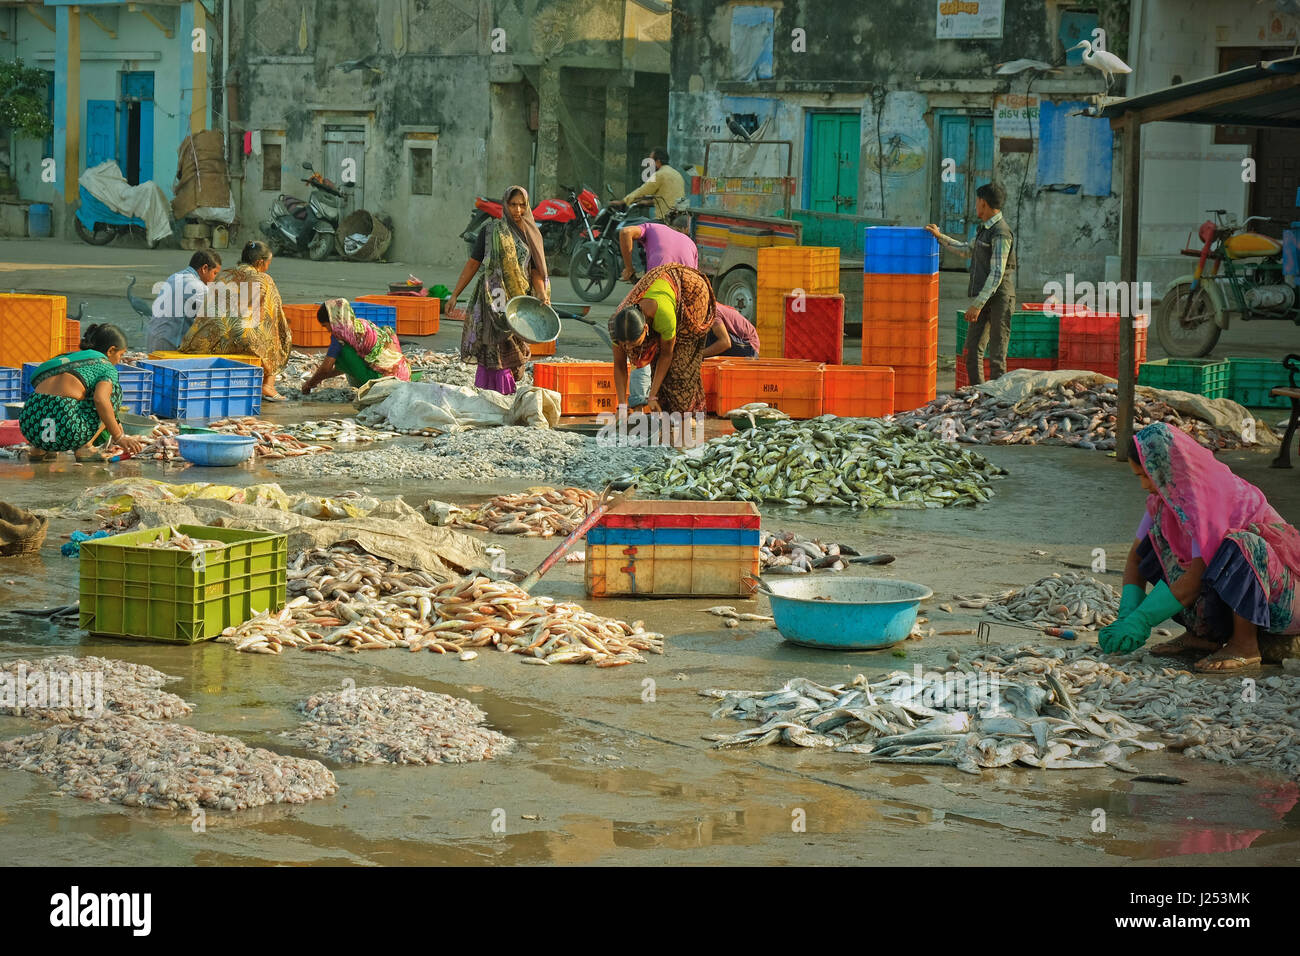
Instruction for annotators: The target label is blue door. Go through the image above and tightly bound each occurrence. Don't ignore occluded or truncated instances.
[938,113,993,259]
[85,100,117,168]
[119,72,155,185]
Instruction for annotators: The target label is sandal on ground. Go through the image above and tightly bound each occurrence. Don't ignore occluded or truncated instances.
[1194,651,1262,673]
[1149,633,1221,657]
[73,447,114,463]
[261,391,286,403]
[26,448,55,462]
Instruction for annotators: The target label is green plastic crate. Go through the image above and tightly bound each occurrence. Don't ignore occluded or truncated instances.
[1225,357,1289,409]
[955,310,1059,358]
[79,524,287,643]
[1137,359,1230,398]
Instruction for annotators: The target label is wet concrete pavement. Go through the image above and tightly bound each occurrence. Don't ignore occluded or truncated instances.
[2,423,1300,865]
[4,240,1300,865]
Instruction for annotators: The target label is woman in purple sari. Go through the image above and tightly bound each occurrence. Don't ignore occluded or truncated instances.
[448,186,550,394]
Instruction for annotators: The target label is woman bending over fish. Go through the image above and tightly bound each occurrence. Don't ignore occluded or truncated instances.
[1099,422,1300,672]
[301,298,411,393]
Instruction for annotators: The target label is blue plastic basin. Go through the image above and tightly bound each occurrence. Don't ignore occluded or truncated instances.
[176,433,256,466]
[764,576,933,650]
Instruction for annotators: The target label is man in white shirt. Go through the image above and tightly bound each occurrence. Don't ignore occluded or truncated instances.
[148,250,222,352]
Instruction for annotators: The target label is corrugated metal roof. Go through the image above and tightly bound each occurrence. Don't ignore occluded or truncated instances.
[1100,56,1300,128]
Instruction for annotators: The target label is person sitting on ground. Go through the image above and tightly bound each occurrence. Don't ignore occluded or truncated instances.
[301,298,411,394]
[147,250,222,352]
[1099,422,1300,672]
[703,304,760,359]
[20,323,146,462]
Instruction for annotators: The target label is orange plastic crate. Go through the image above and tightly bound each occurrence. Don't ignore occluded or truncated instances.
[860,317,938,347]
[822,365,894,417]
[862,272,940,321]
[701,356,728,414]
[531,361,617,415]
[892,362,937,409]
[65,319,80,351]
[893,388,936,412]
[355,294,440,336]
[0,294,67,366]
[717,360,824,419]
[757,246,839,292]
[283,304,331,347]
[530,339,557,356]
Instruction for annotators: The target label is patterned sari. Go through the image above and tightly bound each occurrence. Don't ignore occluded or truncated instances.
[180,264,292,379]
[19,351,121,451]
[1134,422,1300,637]
[324,298,410,379]
[613,264,716,413]
[460,217,534,386]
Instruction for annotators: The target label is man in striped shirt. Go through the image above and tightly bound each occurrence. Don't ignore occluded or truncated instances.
[926,181,1016,385]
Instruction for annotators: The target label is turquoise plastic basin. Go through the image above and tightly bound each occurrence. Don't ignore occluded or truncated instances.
[764,576,932,650]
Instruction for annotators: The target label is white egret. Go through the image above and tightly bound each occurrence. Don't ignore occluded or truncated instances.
[1068,40,1133,90]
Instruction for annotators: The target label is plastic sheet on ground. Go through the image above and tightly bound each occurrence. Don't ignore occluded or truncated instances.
[128,500,488,578]
[355,378,561,433]
[974,368,1278,448]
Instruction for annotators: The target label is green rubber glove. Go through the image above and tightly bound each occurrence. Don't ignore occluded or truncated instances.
[1117,583,1145,620]
[1098,581,1185,654]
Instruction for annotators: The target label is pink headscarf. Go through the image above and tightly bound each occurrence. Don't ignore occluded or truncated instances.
[1133,422,1285,564]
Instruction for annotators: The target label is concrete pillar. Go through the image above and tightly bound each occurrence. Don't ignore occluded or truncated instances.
[535,64,561,199]
[54,6,81,206]
[603,82,628,197]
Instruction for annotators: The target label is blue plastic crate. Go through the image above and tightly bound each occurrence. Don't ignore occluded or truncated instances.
[0,367,19,403]
[138,358,263,420]
[115,364,153,415]
[351,301,397,328]
[863,227,940,275]
[20,362,37,398]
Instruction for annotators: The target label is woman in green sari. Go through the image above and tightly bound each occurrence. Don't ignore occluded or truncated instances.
[20,324,146,462]
[447,185,550,395]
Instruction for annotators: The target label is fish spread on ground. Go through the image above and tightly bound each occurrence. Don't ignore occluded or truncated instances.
[0,715,338,810]
[760,530,860,573]
[279,419,397,444]
[217,546,663,665]
[896,380,1264,451]
[0,655,192,722]
[282,686,515,765]
[955,572,1119,630]
[634,417,1006,508]
[450,487,597,536]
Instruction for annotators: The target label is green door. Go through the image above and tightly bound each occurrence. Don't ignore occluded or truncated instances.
[806,112,859,214]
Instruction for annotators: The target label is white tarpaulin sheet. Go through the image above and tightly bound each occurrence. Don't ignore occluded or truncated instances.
[79,161,173,244]
[355,379,561,433]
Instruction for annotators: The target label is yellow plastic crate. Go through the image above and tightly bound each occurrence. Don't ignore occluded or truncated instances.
[0,293,67,366]
[586,544,759,597]
[757,246,840,292]
[148,350,261,366]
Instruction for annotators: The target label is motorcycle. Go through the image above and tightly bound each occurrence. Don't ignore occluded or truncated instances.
[1156,209,1299,357]
[259,162,353,261]
[459,184,599,262]
[568,188,657,303]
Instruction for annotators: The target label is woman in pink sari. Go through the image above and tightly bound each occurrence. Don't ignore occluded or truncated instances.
[1100,422,1300,671]
[301,298,410,394]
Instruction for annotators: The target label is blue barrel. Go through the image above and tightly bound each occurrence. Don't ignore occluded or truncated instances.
[28,203,52,238]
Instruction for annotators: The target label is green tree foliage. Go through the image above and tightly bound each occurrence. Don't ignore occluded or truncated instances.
[0,59,53,141]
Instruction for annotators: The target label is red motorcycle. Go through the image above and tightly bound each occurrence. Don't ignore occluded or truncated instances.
[459,184,599,263]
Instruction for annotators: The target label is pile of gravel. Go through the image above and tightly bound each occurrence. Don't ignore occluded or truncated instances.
[270,425,670,486]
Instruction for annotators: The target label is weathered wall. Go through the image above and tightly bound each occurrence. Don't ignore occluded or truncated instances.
[668,0,1124,292]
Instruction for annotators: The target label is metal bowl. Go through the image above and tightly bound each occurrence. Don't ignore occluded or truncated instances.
[764,576,933,650]
[504,296,561,344]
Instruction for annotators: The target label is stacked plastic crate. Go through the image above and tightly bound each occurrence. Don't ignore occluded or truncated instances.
[755,247,838,358]
[954,304,1062,388]
[860,228,939,411]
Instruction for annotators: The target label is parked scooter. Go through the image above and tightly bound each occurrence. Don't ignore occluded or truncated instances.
[460,184,600,262]
[259,162,353,260]
[568,187,656,303]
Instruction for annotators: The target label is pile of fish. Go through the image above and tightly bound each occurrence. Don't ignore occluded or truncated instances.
[761,530,858,573]
[134,419,330,462]
[451,487,597,537]
[635,417,1005,508]
[0,655,192,722]
[956,572,1119,630]
[725,403,790,426]
[141,526,227,552]
[702,660,1162,774]
[279,419,396,444]
[282,686,515,765]
[217,545,664,665]
[969,642,1300,778]
[0,715,338,810]
[896,380,1260,451]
